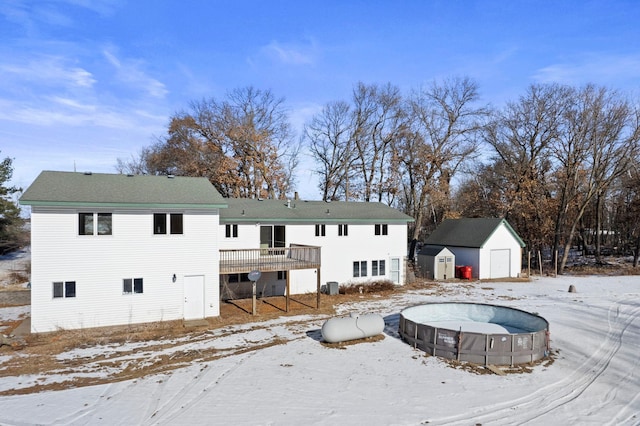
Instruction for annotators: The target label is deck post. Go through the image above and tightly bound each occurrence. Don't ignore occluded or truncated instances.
[252,281,257,315]
[286,272,290,312]
[316,267,321,309]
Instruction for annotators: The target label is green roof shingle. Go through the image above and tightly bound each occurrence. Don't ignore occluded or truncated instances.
[20,171,227,209]
[424,218,525,248]
[219,198,414,223]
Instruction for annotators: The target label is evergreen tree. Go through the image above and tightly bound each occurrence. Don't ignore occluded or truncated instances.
[0,154,25,254]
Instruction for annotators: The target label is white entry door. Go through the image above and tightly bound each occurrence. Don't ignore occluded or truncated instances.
[390,257,401,284]
[184,275,205,320]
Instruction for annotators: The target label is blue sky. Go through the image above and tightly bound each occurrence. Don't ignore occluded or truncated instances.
[2,0,639,200]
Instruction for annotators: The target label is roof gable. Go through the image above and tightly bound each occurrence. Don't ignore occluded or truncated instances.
[219,198,414,223]
[419,246,454,257]
[424,218,525,248]
[20,171,227,209]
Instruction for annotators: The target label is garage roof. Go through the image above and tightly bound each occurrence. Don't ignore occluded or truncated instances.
[424,218,525,248]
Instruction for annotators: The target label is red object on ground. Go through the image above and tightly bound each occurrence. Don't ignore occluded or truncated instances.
[461,265,472,280]
[455,266,463,278]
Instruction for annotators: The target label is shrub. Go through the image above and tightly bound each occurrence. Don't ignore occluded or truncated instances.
[339,280,395,295]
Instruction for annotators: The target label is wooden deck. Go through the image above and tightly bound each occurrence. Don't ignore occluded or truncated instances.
[219,244,322,312]
[219,244,321,274]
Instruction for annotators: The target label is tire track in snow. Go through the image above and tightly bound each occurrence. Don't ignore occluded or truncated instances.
[28,382,135,425]
[144,350,258,425]
[424,298,640,425]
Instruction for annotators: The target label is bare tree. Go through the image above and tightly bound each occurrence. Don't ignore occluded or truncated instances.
[483,84,568,255]
[350,82,404,203]
[399,76,486,239]
[613,157,640,266]
[554,85,640,271]
[304,101,356,201]
[115,147,153,175]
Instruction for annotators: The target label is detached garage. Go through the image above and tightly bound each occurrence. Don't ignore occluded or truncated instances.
[422,218,525,279]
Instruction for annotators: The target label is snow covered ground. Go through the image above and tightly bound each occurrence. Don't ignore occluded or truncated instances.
[0,274,639,425]
[0,247,30,290]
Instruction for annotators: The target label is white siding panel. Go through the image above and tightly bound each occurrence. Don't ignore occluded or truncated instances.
[223,221,408,295]
[482,223,522,278]
[30,207,219,332]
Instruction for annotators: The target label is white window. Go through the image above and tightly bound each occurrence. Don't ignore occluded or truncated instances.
[372,260,386,276]
[53,281,76,298]
[315,224,326,237]
[154,213,183,235]
[374,224,388,236]
[353,261,367,277]
[79,213,112,235]
[228,273,250,283]
[338,224,348,236]
[226,224,238,238]
[123,278,144,294]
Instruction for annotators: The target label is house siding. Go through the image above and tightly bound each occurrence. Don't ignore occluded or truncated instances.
[30,207,219,333]
[219,221,408,294]
[480,224,522,278]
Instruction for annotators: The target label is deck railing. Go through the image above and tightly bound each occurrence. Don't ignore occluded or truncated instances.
[219,244,321,274]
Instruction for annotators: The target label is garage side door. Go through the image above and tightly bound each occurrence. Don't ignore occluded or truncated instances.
[490,249,510,278]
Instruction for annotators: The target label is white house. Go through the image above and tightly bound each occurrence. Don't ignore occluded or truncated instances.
[20,171,414,332]
[20,171,228,333]
[218,197,413,299]
[422,218,525,279]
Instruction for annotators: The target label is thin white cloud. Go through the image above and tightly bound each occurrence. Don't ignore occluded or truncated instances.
[0,0,120,31]
[490,46,520,65]
[533,53,640,86]
[103,49,168,98]
[258,39,319,66]
[0,55,96,89]
[49,96,97,111]
[0,97,166,131]
[0,99,122,128]
[289,102,323,135]
[63,0,121,16]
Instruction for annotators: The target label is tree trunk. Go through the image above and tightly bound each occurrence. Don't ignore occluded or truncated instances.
[594,192,603,264]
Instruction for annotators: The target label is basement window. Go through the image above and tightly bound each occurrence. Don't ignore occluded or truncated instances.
[353,261,367,277]
[372,260,386,276]
[227,273,251,283]
[53,281,76,298]
[123,278,144,294]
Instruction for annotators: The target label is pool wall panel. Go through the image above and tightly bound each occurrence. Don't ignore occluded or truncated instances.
[399,303,550,366]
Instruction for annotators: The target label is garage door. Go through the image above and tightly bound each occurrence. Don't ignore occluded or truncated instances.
[490,249,510,278]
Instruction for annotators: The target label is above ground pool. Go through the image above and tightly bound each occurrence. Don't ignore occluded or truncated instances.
[398,302,550,366]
